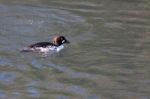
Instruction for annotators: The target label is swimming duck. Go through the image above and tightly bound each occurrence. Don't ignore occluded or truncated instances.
[21,35,70,53]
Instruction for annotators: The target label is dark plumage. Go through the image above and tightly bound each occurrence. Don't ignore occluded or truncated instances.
[29,42,55,48]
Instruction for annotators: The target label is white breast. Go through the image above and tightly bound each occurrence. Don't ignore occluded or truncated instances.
[35,45,64,53]
[54,45,64,52]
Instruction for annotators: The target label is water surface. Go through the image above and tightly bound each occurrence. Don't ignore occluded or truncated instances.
[0,0,150,99]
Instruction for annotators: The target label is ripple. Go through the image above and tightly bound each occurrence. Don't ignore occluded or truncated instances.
[0,72,16,85]
[0,0,150,99]
[0,90,6,99]
[47,82,88,96]
[0,3,93,45]
[27,87,40,97]
[0,57,12,67]
[52,1,103,8]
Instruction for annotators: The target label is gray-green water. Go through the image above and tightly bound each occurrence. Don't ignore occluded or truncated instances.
[0,0,150,99]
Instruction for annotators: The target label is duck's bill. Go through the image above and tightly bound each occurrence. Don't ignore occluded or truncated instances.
[65,40,70,44]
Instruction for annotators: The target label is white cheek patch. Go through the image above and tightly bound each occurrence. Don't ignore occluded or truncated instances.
[62,40,65,43]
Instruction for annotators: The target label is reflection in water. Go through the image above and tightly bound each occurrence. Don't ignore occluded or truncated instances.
[0,90,6,98]
[0,0,150,99]
[0,72,16,84]
[27,87,40,97]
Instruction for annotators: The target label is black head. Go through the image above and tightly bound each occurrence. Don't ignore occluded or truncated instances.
[53,36,70,46]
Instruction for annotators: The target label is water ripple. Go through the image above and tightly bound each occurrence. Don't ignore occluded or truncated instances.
[0,0,150,99]
[0,72,16,85]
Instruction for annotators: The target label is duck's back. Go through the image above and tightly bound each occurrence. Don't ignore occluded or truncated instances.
[29,42,55,48]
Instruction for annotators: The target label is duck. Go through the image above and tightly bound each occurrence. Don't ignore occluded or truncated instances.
[21,35,70,53]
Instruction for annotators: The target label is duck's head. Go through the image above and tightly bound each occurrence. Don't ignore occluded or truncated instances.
[53,36,70,46]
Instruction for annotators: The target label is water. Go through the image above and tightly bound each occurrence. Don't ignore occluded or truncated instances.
[0,0,150,99]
